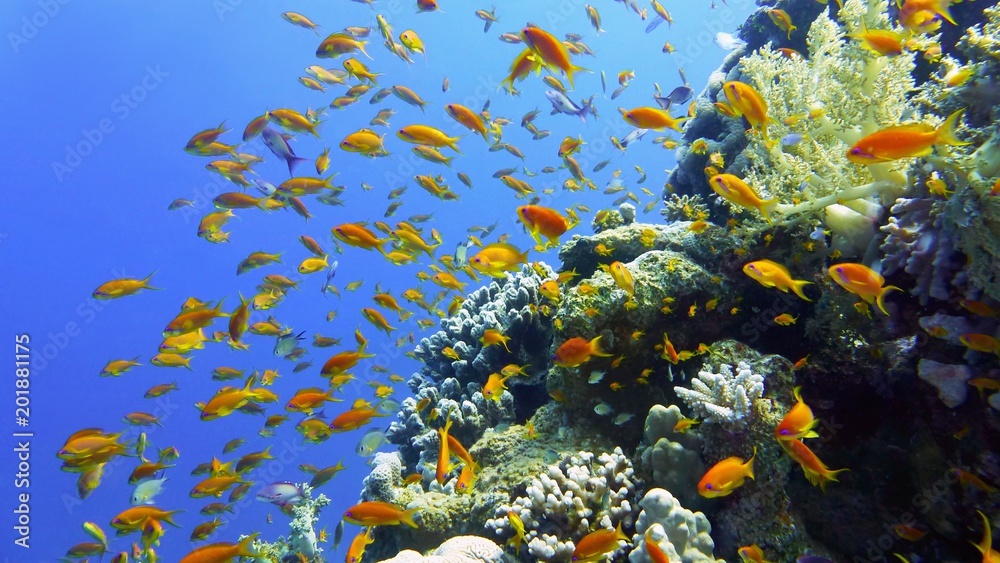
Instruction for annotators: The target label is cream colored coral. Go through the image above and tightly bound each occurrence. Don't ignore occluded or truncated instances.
[729,0,928,225]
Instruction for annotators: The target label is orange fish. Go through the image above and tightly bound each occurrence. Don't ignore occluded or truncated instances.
[445,103,490,141]
[93,273,159,299]
[828,263,901,315]
[436,416,454,485]
[775,386,819,441]
[621,106,688,132]
[483,372,512,402]
[517,205,569,247]
[343,501,419,528]
[332,223,386,252]
[698,448,755,498]
[521,26,586,87]
[722,81,772,139]
[744,259,812,301]
[180,533,261,563]
[737,544,772,563]
[710,174,778,223]
[847,109,969,164]
[553,336,612,368]
[779,439,848,491]
[321,347,376,377]
[330,404,386,432]
[163,300,228,337]
[959,333,1000,356]
[644,528,670,563]
[571,521,629,563]
[345,527,374,563]
[480,328,512,352]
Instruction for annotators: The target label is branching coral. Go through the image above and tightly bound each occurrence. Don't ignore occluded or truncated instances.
[729,0,927,235]
[673,361,764,430]
[486,448,637,561]
[388,264,555,468]
[250,485,329,560]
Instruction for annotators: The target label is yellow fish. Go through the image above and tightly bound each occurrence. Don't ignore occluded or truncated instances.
[743,259,813,301]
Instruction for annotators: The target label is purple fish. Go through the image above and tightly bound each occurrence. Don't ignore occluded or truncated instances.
[256,482,305,506]
[260,127,308,177]
[796,557,833,563]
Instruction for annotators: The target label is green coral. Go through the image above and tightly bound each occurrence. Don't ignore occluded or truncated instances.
[731,0,940,234]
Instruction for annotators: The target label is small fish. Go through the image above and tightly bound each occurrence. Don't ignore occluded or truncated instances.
[131,478,168,506]
[256,482,305,506]
[699,448,756,498]
[554,336,612,368]
[274,330,305,356]
[594,402,614,416]
[356,428,387,457]
[827,263,901,315]
[613,413,634,425]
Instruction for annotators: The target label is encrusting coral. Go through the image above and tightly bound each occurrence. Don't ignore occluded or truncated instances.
[628,488,722,563]
[373,536,504,563]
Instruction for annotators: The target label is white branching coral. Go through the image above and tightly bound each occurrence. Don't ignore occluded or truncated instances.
[673,361,764,428]
[731,0,926,230]
[485,448,637,561]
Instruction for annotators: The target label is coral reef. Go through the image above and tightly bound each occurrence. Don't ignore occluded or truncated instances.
[388,263,556,468]
[374,536,504,563]
[250,485,329,560]
[638,405,706,510]
[486,448,637,561]
[674,361,765,430]
[628,488,722,563]
[880,196,966,304]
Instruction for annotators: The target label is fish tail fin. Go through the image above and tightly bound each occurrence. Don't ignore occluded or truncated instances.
[790,279,813,302]
[446,135,461,154]
[566,64,589,89]
[933,0,957,24]
[401,507,420,528]
[287,156,308,177]
[758,198,780,225]
[141,271,161,290]
[358,40,373,60]
[746,446,757,480]
[589,335,613,357]
[876,285,903,316]
[614,520,628,541]
[976,511,993,556]
[820,467,849,492]
[163,509,185,527]
[236,532,261,557]
[936,108,971,147]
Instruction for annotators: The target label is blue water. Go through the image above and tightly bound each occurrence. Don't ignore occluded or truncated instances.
[4,1,755,560]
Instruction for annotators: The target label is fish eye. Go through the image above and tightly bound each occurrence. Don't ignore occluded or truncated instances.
[705,484,713,490]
